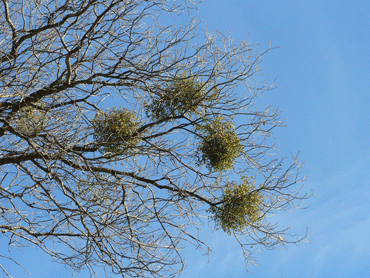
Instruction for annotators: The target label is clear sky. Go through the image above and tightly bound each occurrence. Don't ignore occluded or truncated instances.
[180,1,370,277]
[2,1,370,277]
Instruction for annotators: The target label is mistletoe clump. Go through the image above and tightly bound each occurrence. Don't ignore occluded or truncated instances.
[147,73,219,120]
[196,116,242,172]
[210,177,266,235]
[92,107,141,154]
[76,174,111,205]
[15,104,49,136]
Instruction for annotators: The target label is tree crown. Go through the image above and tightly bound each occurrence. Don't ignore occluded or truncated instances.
[0,1,308,277]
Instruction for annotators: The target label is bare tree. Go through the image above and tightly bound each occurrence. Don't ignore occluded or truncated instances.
[0,0,308,277]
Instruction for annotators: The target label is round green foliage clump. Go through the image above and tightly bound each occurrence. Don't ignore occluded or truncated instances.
[196,116,242,172]
[15,105,49,136]
[76,174,110,205]
[92,107,141,154]
[210,177,266,235]
[147,73,219,120]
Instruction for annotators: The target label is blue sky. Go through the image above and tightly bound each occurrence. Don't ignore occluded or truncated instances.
[2,1,370,277]
[179,1,370,277]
